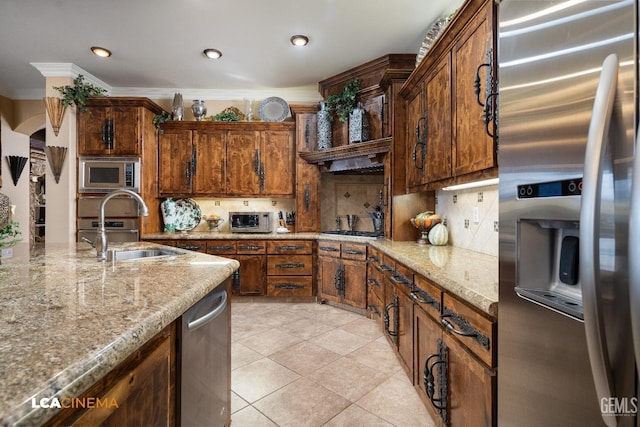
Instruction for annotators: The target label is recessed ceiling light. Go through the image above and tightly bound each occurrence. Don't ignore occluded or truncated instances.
[203,49,222,59]
[90,46,112,58]
[290,35,309,47]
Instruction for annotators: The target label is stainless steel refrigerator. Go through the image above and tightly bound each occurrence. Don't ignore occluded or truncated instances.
[498,1,638,426]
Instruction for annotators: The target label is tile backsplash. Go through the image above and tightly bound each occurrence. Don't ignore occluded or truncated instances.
[435,184,498,256]
[320,174,385,232]
[186,198,296,232]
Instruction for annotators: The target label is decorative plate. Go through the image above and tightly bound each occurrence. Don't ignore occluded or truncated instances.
[259,97,289,122]
[173,198,202,231]
[415,16,451,67]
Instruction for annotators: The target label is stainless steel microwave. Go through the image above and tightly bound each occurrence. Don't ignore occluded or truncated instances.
[229,212,273,233]
[78,157,140,193]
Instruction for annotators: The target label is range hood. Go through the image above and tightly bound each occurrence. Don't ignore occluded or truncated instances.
[298,137,390,173]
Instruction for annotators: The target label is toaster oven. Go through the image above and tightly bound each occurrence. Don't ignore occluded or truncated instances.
[229,212,273,233]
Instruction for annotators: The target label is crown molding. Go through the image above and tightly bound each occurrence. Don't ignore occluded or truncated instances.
[30,63,112,94]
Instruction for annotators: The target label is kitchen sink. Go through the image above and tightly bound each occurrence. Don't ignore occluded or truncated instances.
[107,248,183,261]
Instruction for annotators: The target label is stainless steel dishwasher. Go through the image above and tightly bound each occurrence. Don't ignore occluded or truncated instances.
[178,280,230,427]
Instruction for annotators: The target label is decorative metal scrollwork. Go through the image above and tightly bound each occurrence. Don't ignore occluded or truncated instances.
[441,308,490,350]
[474,48,498,138]
[424,339,448,425]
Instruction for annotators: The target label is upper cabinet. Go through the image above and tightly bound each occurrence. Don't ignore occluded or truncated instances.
[77,97,164,157]
[158,121,295,198]
[400,0,497,193]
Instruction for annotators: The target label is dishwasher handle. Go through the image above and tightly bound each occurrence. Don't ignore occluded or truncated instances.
[187,290,228,331]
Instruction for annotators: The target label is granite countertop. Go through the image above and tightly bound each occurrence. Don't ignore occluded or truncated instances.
[0,242,239,427]
[142,231,498,318]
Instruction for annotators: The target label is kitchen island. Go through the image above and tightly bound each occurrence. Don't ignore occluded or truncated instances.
[0,242,239,426]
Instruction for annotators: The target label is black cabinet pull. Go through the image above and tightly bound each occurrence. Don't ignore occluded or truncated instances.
[367,278,380,288]
[304,119,310,148]
[232,270,240,293]
[209,245,234,251]
[377,263,393,272]
[367,254,380,263]
[319,246,339,252]
[333,264,345,296]
[275,263,305,269]
[474,49,497,138]
[343,249,364,256]
[275,283,305,290]
[440,309,490,350]
[383,295,399,345]
[424,339,448,424]
[103,119,114,150]
[304,184,310,212]
[179,245,204,251]
[259,162,265,192]
[410,289,440,310]
[254,149,260,175]
[238,245,264,251]
[368,304,381,316]
[191,146,197,176]
[275,245,305,251]
[185,161,192,189]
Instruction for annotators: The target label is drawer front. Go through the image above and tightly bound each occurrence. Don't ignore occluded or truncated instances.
[267,240,313,255]
[389,262,413,295]
[367,290,384,329]
[317,240,341,257]
[172,241,207,252]
[236,240,267,254]
[411,275,442,321]
[267,255,313,275]
[442,293,496,368]
[267,276,313,296]
[341,243,367,261]
[206,240,237,255]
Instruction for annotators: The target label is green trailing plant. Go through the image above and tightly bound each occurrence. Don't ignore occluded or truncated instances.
[53,74,107,112]
[325,78,362,122]
[210,111,241,122]
[0,219,22,248]
[153,111,172,128]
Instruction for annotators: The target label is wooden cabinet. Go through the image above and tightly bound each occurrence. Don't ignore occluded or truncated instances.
[46,324,175,427]
[366,246,385,327]
[291,105,321,232]
[158,122,295,197]
[412,273,496,427]
[77,98,162,157]
[400,0,497,192]
[266,240,314,296]
[317,240,367,310]
[232,241,267,296]
[451,0,496,177]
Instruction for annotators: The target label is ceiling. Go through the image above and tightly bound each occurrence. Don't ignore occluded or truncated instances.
[0,0,463,102]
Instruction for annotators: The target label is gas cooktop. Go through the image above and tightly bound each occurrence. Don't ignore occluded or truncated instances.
[320,230,383,238]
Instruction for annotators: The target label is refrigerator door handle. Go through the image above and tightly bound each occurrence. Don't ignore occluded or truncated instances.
[579,53,619,427]
[630,132,640,371]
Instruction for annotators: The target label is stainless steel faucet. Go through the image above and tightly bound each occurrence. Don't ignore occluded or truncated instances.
[95,189,149,260]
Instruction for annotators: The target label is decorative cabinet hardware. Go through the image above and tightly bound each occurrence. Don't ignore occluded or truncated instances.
[275,262,305,269]
[178,244,204,251]
[304,184,310,212]
[102,119,114,149]
[368,304,381,317]
[343,249,364,256]
[231,270,240,293]
[412,114,427,169]
[238,244,264,251]
[185,161,192,189]
[254,149,260,175]
[275,245,305,251]
[367,277,381,288]
[319,246,340,252]
[367,254,380,263]
[424,339,448,425]
[209,245,234,251]
[191,147,197,176]
[377,263,393,272]
[383,294,399,345]
[274,283,305,290]
[441,308,490,350]
[333,264,345,296]
[304,119,310,148]
[259,163,265,192]
[410,289,440,310]
[474,49,498,138]
[390,272,412,288]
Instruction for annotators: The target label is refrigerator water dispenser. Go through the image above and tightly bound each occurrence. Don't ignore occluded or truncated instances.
[515,219,583,321]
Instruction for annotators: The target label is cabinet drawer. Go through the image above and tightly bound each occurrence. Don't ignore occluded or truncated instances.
[442,293,496,368]
[411,275,442,321]
[389,262,413,294]
[206,240,237,255]
[236,241,266,254]
[317,241,341,257]
[267,240,313,254]
[367,268,384,302]
[267,276,313,296]
[367,290,384,328]
[267,255,313,275]
[341,243,367,261]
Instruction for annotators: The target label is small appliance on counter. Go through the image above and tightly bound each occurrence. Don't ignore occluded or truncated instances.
[229,212,273,233]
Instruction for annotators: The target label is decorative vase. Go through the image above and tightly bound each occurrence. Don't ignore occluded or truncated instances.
[349,102,369,144]
[191,100,207,121]
[172,92,184,120]
[161,198,177,232]
[316,101,332,150]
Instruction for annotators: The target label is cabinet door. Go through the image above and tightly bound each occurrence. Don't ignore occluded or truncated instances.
[261,130,294,196]
[396,289,414,377]
[158,129,193,195]
[318,255,341,303]
[226,130,260,195]
[342,258,367,309]
[295,113,321,232]
[405,88,424,191]
[414,305,445,426]
[425,53,452,183]
[234,254,266,296]
[361,94,384,141]
[445,333,495,427]
[78,106,140,156]
[452,0,495,176]
[192,130,226,195]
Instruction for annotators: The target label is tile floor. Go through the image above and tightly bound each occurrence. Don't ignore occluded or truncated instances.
[231,300,436,427]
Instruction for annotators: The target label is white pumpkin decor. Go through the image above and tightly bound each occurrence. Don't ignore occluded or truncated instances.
[428,223,449,246]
